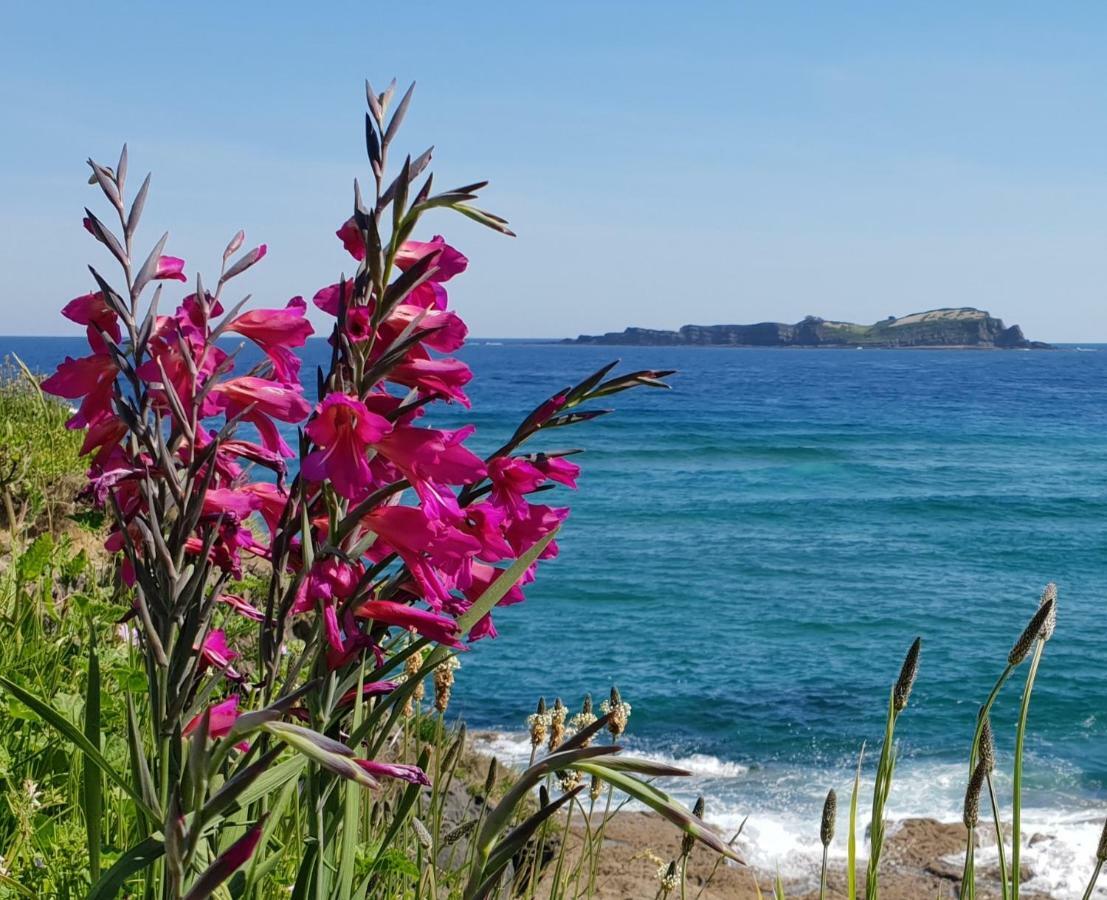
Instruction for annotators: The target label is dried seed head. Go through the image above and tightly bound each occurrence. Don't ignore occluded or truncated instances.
[582,693,593,716]
[657,861,679,893]
[589,774,603,802]
[601,687,631,738]
[893,637,922,713]
[821,789,837,847]
[527,697,550,748]
[1097,814,1107,862]
[433,656,460,713]
[963,761,986,830]
[484,758,498,796]
[402,649,425,715]
[1039,582,1057,642]
[443,819,477,846]
[411,817,433,850]
[558,769,582,792]
[979,715,996,773]
[548,698,567,751]
[1008,599,1055,666]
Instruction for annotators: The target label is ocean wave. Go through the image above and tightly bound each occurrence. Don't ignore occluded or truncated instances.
[470,732,1106,897]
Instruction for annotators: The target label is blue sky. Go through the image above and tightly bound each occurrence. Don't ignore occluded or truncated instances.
[2,2,1106,340]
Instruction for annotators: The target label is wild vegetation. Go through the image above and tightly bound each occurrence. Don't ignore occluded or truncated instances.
[1,82,1106,900]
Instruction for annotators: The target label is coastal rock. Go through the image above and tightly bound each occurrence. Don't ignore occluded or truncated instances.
[566,307,1050,349]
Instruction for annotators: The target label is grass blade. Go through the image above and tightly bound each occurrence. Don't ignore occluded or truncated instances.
[848,743,865,900]
[0,676,158,820]
[83,624,102,881]
[87,836,165,900]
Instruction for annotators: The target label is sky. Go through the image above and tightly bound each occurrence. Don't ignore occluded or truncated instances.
[2,2,1107,341]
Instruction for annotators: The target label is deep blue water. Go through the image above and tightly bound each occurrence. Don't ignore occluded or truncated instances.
[10,335,1107,887]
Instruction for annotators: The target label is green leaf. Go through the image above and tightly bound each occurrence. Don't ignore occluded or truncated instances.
[573,763,743,864]
[261,722,379,788]
[338,661,367,900]
[0,873,35,897]
[474,786,582,899]
[83,625,103,881]
[217,755,306,817]
[0,676,158,821]
[455,529,557,635]
[848,744,864,900]
[16,533,54,581]
[87,836,165,900]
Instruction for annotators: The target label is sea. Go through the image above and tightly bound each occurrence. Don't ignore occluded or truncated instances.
[9,335,1107,896]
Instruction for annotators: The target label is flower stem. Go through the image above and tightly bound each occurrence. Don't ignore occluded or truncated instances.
[1082,860,1103,900]
[1011,641,1044,900]
[986,773,1009,900]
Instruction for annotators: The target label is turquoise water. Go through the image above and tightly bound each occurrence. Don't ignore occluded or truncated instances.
[11,336,1107,891]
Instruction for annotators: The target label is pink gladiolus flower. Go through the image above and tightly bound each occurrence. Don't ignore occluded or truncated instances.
[202,487,263,521]
[372,425,485,515]
[361,506,479,609]
[505,503,567,560]
[212,376,312,457]
[387,356,473,406]
[62,291,121,352]
[240,481,289,534]
[216,439,287,480]
[343,306,374,343]
[355,758,431,786]
[337,681,398,706]
[336,217,364,260]
[312,279,354,316]
[291,557,364,653]
[226,297,313,381]
[203,819,266,883]
[154,255,187,281]
[355,599,465,648]
[198,629,242,679]
[380,304,468,353]
[487,456,546,516]
[534,455,580,488]
[41,353,118,429]
[457,561,530,642]
[79,413,127,464]
[394,236,468,281]
[456,503,514,562]
[183,696,241,740]
[218,593,265,622]
[303,394,392,500]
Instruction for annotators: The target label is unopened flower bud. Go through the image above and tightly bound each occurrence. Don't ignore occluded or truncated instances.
[963,761,986,830]
[979,715,995,773]
[682,797,705,857]
[893,638,921,713]
[1008,600,1054,666]
[1039,582,1057,642]
[411,817,432,851]
[820,789,837,847]
[484,758,498,797]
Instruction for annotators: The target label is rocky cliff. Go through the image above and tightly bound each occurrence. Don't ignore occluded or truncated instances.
[567,308,1050,349]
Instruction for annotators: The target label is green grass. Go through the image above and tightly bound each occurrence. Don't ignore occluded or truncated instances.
[0,360,87,536]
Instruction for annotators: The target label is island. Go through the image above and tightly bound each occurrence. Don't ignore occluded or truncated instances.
[565,307,1051,349]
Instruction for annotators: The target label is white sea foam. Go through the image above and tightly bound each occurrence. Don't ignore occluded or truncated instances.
[471,731,1107,897]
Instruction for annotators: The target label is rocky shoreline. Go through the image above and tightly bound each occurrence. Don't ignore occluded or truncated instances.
[452,738,1058,898]
[533,812,1053,899]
